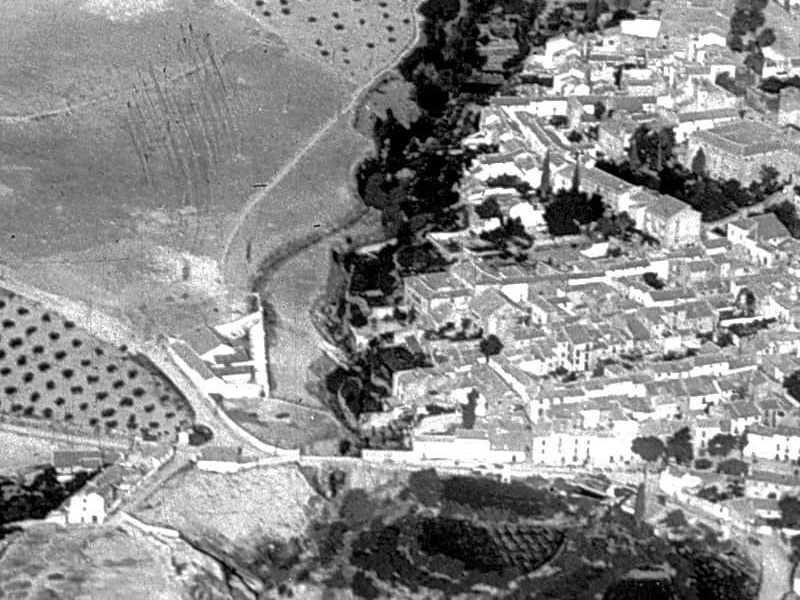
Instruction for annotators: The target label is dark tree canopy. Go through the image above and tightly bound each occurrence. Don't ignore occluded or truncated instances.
[717,458,749,477]
[666,427,693,465]
[780,495,800,528]
[784,370,800,403]
[475,196,503,221]
[707,433,739,457]
[479,334,504,360]
[631,436,666,463]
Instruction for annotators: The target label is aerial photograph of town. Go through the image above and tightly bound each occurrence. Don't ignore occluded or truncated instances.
[8,0,800,597]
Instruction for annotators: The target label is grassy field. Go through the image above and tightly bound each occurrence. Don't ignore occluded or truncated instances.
[0,0,349,334]
[238,0,418,84]
[227,397,344,449]
[0,289,193,442]
[136,464,319,551]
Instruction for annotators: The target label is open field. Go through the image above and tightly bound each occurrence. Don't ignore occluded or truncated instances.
[0,0,349,334]
[0,526,231,600]
[235,0,418,83]
[0,289,193,442]
[135,464,319,550]
[223,115,369,291]
[0,430,93,476]
[226,396,344,449]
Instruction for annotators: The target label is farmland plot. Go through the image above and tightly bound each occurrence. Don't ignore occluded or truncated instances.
[244,0,419,84]
[0,290,193,442]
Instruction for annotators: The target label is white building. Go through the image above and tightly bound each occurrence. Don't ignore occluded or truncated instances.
[744,425,800,462]
[412,429,525,464]
[66,491,106,525]
[659,466,702,497]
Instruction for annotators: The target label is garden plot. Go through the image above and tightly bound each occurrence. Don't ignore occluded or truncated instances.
[245,0,419,83]
[0,290,193,442]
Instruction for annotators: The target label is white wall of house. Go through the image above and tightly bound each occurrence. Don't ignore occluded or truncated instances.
[67,492,106,525]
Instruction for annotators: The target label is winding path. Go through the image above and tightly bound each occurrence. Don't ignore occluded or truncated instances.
[219,0,424,285]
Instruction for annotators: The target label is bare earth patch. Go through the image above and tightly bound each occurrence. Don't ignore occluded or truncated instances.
[0,525,237,599]
[81,0,169,22]
[135,464,320,547]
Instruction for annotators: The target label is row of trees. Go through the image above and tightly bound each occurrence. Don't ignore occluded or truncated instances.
[631,429,748,467]
[597,123,787,223]
[727,0,775,74]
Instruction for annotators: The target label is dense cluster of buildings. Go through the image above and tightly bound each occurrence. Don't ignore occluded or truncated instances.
[347,0,800,508]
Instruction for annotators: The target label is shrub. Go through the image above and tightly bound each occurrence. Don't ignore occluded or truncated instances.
[49,331,60,340]
[4,386,18,395]
[132,387,145,397]
[2,319,14,328]
[54,397,65,406]
[694,458,713,470]
[65,413,74,421]
[144,404,155,413]
[106,364,118,373]
[0,367,10,376]
[80,359,91,367]
[188,424,214,445]
[38,362,51,372]
[16,307,29,315]
[96,391,108,400]
[88,417,99,426]
[42,407,53,419]
[120,397,134,407]
[105,420,118,429]
[717,458,749,476]
[71,339,83,348]
[32,345,44,355]
[128,369,138,379]
[45,380,55,390]
[79,403,89,411]
[22,372,33,383]
[100,408,116,418]
[87,375,99,383]
[41,312,51,322]
[30,392,40,402]
[25,326,36,336]
[62,369,74,379]
[70,386,83,395]
[9,337,23,348]
[16,356,26,366]
[148,421,160,429]
[64,320,75,329]
[93,347,104,356]
[22,406,33,416]
[112,380,124,389]
[54,351,66,360]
